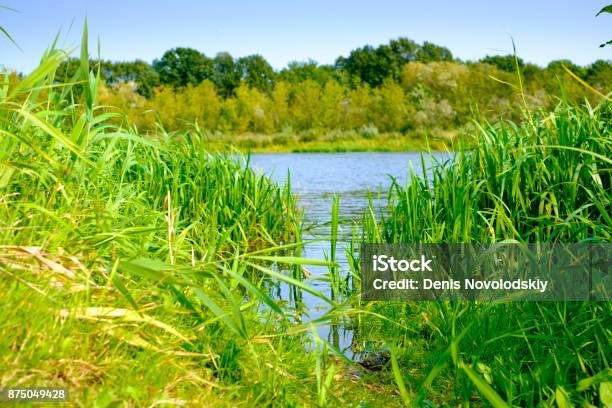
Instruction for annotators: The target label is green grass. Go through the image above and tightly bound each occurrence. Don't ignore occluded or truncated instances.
[379,101,611,244]
[0,28,400,407]
[354,100,611,406]
[178,129,453,153]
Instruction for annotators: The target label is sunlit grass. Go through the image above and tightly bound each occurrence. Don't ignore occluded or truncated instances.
[355,100,611,406]
[0,25,390,407]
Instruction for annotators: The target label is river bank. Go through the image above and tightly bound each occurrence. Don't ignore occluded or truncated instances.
[196,130,456,153]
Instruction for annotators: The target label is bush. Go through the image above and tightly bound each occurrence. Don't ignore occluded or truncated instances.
[359,123,379,139]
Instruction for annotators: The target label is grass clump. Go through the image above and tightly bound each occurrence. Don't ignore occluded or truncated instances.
[382,101,611,243]
[356,100,612,406]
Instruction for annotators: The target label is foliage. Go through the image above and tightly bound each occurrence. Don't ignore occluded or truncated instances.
[43,37,612,147]
[336,37,453,87]
[88,59,611,145]
[596,4,612,47]
[479,54,525,72]
[237,54,276,93]
[1,28,387,407]
[153,47,214,87]
[2,21,611,407]
[356,100,611,405]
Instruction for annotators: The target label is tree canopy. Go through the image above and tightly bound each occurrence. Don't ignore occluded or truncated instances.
[153,47,213,87]
[52,36,610,111]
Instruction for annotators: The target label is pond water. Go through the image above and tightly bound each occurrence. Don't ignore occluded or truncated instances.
[248,152,448,356]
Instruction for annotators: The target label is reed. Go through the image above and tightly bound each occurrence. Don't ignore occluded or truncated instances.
[0,25,390,407]
[381,101,611,244]
[329,193,340,300]
[356,99,611,406]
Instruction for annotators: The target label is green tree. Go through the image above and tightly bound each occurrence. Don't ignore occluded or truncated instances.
[235,84,273,133]
[148,86,180,130]
[103,60,160,97]
[337,38,452,87]
[212,52,241,98]
[416,41,453,62]
[237,55,276,93]
[153,47,213,87]
[336,44,394,87]
[219,98,244,133]
[585,59,612,90]
[346,84,372,129]
[270,81,290,130]
[318,80,345,129]
[191,80,222,130]
[523,60,589,104]
[290,79,322,130]
[479,55,525,72]
[388,38,420,62]
[278,61,341,85]
[521,63,542,82]
[370,80,409,132]
[546,59,586,78]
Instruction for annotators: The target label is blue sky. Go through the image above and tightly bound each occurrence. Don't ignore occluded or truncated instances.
[1,1,610,73]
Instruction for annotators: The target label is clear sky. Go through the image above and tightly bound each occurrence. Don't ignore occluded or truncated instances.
[1,0,611,73]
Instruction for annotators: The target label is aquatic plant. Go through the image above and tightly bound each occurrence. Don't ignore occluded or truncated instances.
[356,98,611,406]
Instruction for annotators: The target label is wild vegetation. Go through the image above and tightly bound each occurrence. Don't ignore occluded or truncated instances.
[354,98,611,406]
[0,32,363,406]
[5,37,609,151]
[1,14,611,407]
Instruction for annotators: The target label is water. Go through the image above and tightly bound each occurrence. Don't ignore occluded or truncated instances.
[248,152,447,355]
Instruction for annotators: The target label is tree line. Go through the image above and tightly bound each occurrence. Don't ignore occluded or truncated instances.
[52,37,612,135]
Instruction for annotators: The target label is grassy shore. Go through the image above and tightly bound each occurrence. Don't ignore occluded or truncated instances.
[354,99,611,406]
[0,33,402,407]
[168,129,455,153]
[1,30,610,407]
